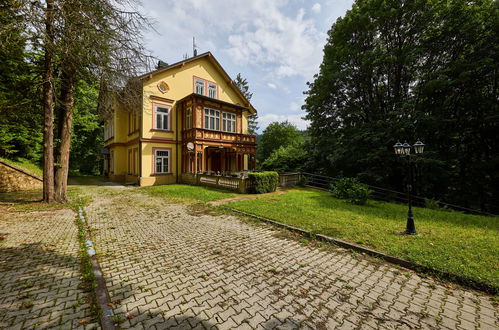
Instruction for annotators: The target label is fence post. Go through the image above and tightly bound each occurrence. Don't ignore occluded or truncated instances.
[239,178,246,194]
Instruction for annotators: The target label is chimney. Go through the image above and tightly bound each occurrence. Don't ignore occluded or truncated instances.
[156,60,168,70]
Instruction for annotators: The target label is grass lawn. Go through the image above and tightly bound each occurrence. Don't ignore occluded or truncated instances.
[141,184,238,203]
[226,187,499,289]
[0,157,42,177]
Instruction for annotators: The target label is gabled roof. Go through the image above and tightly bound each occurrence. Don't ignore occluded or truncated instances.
[139,52,257,114]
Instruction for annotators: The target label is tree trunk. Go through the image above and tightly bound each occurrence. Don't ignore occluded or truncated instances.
[55,64,76,203]
[42,0,55,203]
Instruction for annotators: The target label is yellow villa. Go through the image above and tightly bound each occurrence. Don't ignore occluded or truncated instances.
[102,52,257,186]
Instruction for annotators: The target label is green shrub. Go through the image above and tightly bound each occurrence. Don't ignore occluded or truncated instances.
[298,175,307,186]
[248,171,279,194]
[425,198,451,212]
[424,198,440,210]
[330,177,372,205]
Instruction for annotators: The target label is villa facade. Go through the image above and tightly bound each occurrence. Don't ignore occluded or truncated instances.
[103,52,257,186]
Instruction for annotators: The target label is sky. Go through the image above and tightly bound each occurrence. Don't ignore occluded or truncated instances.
[140,0,354,133]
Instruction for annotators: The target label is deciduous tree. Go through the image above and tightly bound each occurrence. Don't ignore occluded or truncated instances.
[304,0,499,212]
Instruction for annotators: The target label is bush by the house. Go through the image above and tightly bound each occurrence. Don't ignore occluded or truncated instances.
[298,175,307,186]
[330,177,372,205]
[248,171,279,194]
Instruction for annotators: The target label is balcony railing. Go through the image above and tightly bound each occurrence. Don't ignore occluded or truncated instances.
[182,128,256,144]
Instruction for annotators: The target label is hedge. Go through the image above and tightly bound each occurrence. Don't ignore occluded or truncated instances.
[248,171,279,194]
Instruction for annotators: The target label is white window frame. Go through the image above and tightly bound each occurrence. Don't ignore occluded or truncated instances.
[154,149,170,174]
[154,105,170,130]
[208,83,217,99]
[204,108,220,131]
[195,79,204,95]
[104,119,114,140]
[186,107,192,129]
[222,112,236,133]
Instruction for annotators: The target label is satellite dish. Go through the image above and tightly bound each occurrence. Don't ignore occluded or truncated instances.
[187,142,195,152]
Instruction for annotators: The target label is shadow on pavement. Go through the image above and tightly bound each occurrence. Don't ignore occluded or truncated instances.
[0,242,95,328]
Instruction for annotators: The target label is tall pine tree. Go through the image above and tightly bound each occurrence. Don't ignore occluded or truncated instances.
[234,73,258,135]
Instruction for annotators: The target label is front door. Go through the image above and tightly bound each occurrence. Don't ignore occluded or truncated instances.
[210,150,222,173]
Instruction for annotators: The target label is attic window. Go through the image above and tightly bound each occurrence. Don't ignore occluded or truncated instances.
[195,79,204,95]
[208,83,217,98]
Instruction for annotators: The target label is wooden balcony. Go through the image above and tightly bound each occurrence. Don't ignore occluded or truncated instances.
[182,128,256,145]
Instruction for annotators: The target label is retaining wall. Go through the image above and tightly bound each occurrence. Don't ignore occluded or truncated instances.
[0,161,43,192]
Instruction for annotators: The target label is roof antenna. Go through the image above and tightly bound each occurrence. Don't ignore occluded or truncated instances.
[193,37,197,57]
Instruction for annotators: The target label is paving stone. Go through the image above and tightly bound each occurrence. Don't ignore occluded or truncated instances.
[0,206,96,329]
[78,184,498,329]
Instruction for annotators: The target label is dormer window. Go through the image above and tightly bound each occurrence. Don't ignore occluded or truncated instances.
[195,79,204,95]
[208,83,217,99]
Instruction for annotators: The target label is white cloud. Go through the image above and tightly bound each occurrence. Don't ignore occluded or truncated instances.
[225,3,325,79]
[267,83,277,89]
[259,113,309,131]
[141,0,326,80]
[311,3,322,14]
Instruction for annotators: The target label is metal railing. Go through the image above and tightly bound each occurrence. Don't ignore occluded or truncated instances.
[300,172,497,217]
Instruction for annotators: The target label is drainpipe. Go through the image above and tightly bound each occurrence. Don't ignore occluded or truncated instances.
[176,104,179,183]
[139,90,143,186]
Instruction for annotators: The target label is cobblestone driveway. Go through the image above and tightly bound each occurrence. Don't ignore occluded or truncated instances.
[83,186,498,330]
[0,206,97,329]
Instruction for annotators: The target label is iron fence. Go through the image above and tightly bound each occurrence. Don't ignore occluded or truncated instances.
[301,172,497,217]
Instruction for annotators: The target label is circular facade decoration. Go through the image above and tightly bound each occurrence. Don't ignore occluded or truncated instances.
[157,81,169,94]
[187,142,195,152]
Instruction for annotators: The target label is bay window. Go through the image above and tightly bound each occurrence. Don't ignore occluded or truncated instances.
[204,108,220,130]
[186,107,192,129]
[222,112,236,133]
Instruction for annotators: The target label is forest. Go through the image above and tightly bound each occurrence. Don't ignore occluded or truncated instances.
[304,0,498,213]
[1,0,498,212]
[259,0,498,213]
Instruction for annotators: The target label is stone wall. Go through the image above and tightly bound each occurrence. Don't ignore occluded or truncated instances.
[0,161,43,192]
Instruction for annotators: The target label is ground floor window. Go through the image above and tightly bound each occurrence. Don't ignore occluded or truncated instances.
[155,149,170,173]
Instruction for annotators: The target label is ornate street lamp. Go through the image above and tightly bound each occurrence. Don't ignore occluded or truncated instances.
[393,140,425,235]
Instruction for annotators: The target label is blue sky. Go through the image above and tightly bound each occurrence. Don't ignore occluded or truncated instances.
[141,0,354,132]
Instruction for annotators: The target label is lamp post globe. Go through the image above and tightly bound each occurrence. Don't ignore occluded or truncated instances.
[414,140,425,154]
[394,140,425,235]
[402,142,411,155]
[393,141,404,155]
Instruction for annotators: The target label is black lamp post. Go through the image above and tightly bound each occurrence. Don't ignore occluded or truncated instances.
[393,140,425,235]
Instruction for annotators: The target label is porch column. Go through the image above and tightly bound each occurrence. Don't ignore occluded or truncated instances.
[201,148,205,172]
[221,149,226,172]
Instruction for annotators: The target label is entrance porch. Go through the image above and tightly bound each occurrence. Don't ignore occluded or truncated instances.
[182,144,256,175]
